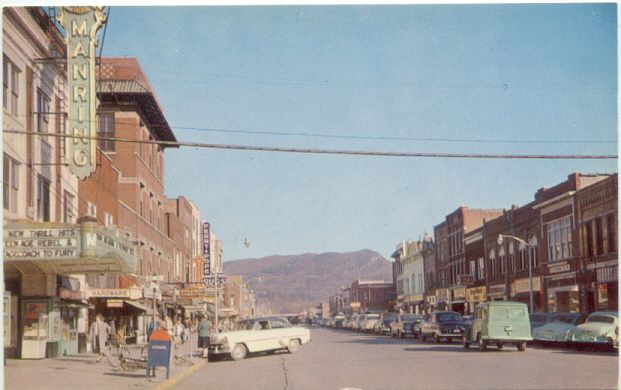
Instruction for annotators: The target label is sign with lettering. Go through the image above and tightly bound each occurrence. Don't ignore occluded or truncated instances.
[452,287,466,300]
[549,262,570,274]
[3,226,79,261]
[57,7,106,179]
[488,284,507,296]
[511,277,542,295]
[204,273,226,287]
[202,222,211,279]
[180,287,209,298]
[457,274,475,286]
[436,288,450,302]
[86,289,130,298]
[466,286,486,302]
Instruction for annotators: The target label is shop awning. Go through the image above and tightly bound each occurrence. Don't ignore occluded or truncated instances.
[124,300,153,315]
[61,300,94,309]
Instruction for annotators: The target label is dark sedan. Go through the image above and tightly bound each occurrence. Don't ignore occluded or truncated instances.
[420,311,466,343]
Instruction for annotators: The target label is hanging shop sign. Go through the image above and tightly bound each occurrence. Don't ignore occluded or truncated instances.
[180,287,209,298]
[466,286,486,303]
[204,273,226,288]
[457,274,475,286]
[436,288,450,303]
[202,222,211,280]
[548,262,571,274]
[511,277,542,296]
[106,299,124,308]
[57,6,106,179]
[452,287,466,301]
[487,284,507,297]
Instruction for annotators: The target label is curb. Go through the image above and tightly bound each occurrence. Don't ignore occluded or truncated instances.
[153,358,207,390]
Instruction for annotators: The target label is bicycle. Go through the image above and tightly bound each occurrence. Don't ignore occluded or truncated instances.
[105,334,132,368]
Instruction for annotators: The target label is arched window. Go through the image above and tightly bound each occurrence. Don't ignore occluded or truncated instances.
[489,249,496,276]
[519,241,527,270]
[529,235,538,268]
[498,246,506,274]
[508,242,515,272]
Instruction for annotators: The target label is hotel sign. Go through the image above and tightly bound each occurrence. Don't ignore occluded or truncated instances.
[57,7,106,179]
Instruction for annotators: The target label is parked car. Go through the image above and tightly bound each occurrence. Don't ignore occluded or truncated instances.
[529,312,554,331]
[391,314,424,338]
[351,314,362,331]
[567,311,619,351]
[532,312,588,346]
[208,317,311,361]
[463,301,532,351]
[375,312,398,335]
[332,315,345,328]
[421,311,465,343]
[360,313,380,332]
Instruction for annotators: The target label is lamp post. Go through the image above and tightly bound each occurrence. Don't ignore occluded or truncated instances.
[497,234,534,314]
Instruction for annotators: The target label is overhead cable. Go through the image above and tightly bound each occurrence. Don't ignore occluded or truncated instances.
[3,129,617,160]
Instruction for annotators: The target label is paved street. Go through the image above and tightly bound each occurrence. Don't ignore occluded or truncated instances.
[177,327,618,390]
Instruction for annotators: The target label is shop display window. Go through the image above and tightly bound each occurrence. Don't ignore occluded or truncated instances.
[23,302,48,340]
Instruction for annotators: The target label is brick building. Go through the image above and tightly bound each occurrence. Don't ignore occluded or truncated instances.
[349,279,394,313]
[434,207,503,313]
[575,174,617,312]
[96,57,178,281]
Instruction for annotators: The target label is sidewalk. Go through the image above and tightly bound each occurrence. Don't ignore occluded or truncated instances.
[5,340,207,390]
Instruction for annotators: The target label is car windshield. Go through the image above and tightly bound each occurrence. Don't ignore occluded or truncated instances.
[367,314,379,319]
[384,314,397,320]
[491,306,526,319]
[401,315,420,322]
[530,314,550,323]
[586,315,616,324]
[235,321,255,330]
[555,314,587,325]
[437,313,462,322]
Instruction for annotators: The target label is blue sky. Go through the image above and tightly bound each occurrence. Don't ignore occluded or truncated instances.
[100,4,617,261]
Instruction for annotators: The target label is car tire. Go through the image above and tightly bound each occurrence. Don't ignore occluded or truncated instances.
[399,330,404,338]
[421,333,426,342]
[434,333,441,343]
[287,339,301,354]
[477,334,487,352]
[517,341,526,352]
[231,343,247,361]
[496,343,503,349]
[463,337,470,349]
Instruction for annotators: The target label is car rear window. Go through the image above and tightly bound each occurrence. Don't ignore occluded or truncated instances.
[490,307,526,319]
[437,313,462,322]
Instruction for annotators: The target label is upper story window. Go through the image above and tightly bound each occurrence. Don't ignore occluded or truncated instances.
[37,89,50,133]
[519,241,527,270]
[97,113,115,151]
[477,257,484,280]
[547,216,572,262]
[607,214,616,253]
[3,154,19,213]
[498,246,505,275]
[36,175,50,222]
[488,249,496,276]
[529,235,538,267]
[508,242,515,272]
[3,57,20,116]
[63,191,75,223]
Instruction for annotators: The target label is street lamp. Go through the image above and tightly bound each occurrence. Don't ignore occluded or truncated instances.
[497,234,534,314]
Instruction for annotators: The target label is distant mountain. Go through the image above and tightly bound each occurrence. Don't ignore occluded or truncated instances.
[223,249,393,314]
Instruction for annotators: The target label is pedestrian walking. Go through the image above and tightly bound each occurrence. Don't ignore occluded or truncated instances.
[197,315,211,358]
[147,314,160,342]
[89,314,111,362]
[174,318,185,344]
[164,315,174,337]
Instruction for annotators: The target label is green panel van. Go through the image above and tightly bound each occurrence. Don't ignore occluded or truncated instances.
[463,301,532,351]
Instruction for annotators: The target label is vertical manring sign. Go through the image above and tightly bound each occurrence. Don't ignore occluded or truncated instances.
[202,222,211,282]
[57,7,106,179]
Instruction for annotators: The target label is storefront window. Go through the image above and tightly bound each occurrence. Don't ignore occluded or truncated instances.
[547,291,579,313]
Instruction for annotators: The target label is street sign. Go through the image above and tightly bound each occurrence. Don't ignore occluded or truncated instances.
[457,274,475,286]
[203,222,211,277]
